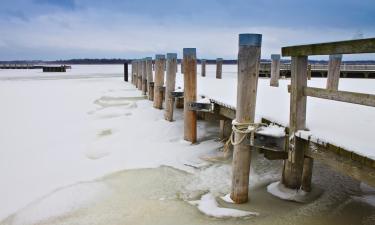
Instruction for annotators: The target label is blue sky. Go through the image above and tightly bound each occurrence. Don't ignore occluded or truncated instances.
[0,0,374,60]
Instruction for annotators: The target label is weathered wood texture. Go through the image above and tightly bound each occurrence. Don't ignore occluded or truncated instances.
[303,139,375,187]
[326,54,342,90]
[282,38,375,56]
[282,56,308,189]
[219,120,232,140]
[270,54,280,87]
[231,33,262,204]
[304,87,375,107]
[164,53,177,121]
[201,59,206,77]
[153,55,166,109]
[307,64,312,80]
[176,97,184,108]
[216,58,223,79]
[145,57,153,100]
[183,48,197,143]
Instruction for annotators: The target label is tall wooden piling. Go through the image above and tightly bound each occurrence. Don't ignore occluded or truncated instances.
[153,55,166,109]
[326,54,342,90]
[183,48,197,143]
[131,61,135,85]
[270,54,281,87]
[282,56,308,189]
[124,62,129,82]
[146,57,154,101]
[164,53,177,121]
[231,33,262,204]
[142,59,147,95]
[201,59,206,77]
[216,58,223,79]
[138,60,143,90]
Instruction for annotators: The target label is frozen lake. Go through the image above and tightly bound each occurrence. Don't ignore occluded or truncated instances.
[0,65,374,225]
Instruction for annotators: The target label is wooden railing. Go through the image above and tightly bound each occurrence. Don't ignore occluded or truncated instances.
[280,37,375,190]
[259,62,375,72]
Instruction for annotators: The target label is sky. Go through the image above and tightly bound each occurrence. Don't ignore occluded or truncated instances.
[0,0,374,60]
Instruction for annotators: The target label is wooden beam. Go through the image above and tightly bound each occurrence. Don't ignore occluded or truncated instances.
[304,86,375,107]
[282,38,375,56]
[231,33,262,204]
[304,139,375,187]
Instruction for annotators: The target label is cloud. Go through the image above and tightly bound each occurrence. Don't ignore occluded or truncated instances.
[0,0,374,60]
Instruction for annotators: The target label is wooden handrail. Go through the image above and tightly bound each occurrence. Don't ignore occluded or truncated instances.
[282,38,375,56]
[287,85,375,107]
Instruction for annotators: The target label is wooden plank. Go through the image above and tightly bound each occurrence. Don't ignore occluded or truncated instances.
[304,86,375,107]
[164,53,177,121]
[282,38,375,56]
[326,54,342,90]
[183,48,197,143]
[304,139,375,187]
[231,33,262,204]
[282,56,308,189]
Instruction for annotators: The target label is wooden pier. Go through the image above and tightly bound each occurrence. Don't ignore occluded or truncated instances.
[129,36,375,203]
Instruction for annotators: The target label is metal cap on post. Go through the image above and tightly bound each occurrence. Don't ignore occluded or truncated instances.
[183,48,197,143]
[231,33,262,204]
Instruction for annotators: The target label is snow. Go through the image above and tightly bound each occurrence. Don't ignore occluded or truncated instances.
[267,181,309,203]
[256,124,286,138]
[220,193,235,203]
[176,65,375,159]
[0,66,222,221]
[1,64,375,222]
[189,193,258,218]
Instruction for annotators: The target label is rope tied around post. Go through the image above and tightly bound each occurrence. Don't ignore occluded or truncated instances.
[223,120,267,156]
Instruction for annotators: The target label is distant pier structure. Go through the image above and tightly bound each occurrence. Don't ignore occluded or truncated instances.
[0,64,71,72]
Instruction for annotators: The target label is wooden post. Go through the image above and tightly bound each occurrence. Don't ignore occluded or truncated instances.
[216,58,223,79]
[231,33,262,204]
[326,54,342,90]
[131,61,135,85]
[153,54,165,109]
[137,60,143,90]
[183,48,197,143]
[307,64,312,80]
[219,120,232,139]
[201,59,206,77]
[164,53,177,121]
[142,59,147,95]
[181,61,184,74]
[270,54,280,87]
[146,57,154,101]
[124,61,128,82]
[281,56,308,189]
[301,156,313,192]
[176,97,184,108]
